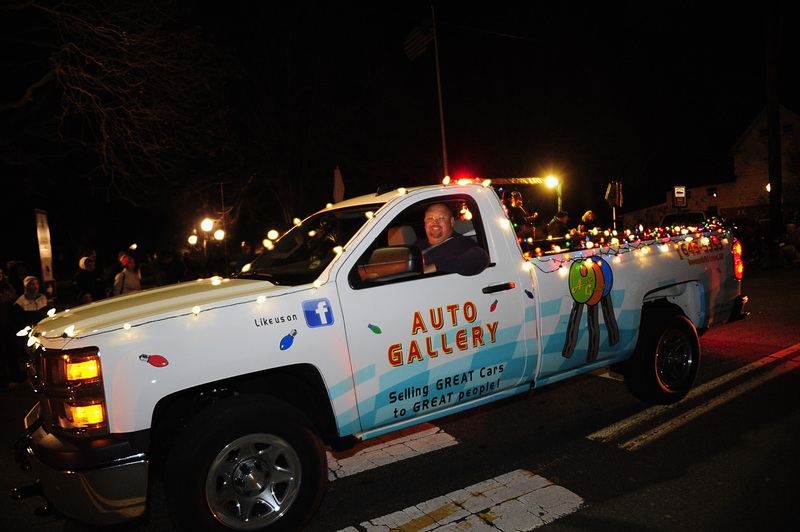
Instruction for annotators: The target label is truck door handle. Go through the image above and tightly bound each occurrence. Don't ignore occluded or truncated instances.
[482,282,516,294]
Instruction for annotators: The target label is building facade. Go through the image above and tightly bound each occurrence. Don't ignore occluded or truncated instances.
[622,105,800,228]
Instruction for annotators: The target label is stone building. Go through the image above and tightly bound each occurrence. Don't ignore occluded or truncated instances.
[622,105,800,228]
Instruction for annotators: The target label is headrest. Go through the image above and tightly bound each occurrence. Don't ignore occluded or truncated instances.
[387,225,417,246]
[454,219,475,237]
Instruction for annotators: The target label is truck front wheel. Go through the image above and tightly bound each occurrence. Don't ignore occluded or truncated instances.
[164,395,327,532]
[624,313,700,404]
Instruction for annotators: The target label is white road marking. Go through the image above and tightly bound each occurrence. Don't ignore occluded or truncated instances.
[337,469,584,532]
[589,367,624,381]
[621,350,800,450]
[588,343,800,448]
[327,423,458,481]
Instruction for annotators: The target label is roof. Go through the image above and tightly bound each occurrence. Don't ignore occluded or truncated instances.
[730,104,800,154]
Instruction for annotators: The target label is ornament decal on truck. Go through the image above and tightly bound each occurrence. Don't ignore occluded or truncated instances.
[139,354,169,367]
[279,329,297,350]
[562,256,619,361]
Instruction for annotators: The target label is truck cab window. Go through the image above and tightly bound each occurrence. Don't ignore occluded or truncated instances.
[349,196,490,288]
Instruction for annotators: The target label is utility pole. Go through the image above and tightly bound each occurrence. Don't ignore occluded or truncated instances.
[432,5,448,178]
[766,4,782,240]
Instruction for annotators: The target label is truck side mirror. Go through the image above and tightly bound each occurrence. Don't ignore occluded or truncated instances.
[357,246,423,283]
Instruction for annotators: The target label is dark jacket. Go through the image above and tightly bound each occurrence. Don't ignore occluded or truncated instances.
[414,233,490,276]
[73,268,106,302]
[548,218,569,238]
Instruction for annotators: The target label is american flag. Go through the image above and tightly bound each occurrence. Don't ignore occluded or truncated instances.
[403,23,434,61]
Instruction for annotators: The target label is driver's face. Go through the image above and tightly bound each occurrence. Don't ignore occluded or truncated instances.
[424,204,454,245]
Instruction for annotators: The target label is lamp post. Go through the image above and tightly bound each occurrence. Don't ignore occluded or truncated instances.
[195,218,221,276]
[545,176,562,211]
[188,216,228,277]
[201,218,213,275]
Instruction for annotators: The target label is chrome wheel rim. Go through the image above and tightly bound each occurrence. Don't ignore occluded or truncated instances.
[205,433,302,530]
[656,328,694,390]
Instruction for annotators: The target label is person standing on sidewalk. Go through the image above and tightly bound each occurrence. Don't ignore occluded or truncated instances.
[113,255,142,296]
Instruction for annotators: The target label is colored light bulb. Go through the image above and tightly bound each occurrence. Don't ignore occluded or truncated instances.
[280,329,297,350]
[139,354,169,367]
[368,324,382,334]
[490,300,498,312]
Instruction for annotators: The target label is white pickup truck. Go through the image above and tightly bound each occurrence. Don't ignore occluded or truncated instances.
[15,182,747,531]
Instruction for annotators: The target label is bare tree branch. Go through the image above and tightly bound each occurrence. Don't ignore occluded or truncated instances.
[0,70,54,112]
[46,0,231,206]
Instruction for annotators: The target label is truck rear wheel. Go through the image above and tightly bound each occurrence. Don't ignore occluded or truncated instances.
[164,395,327,532]
[624,313,700,404]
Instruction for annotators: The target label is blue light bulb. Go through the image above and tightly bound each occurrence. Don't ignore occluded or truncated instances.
[280,329,297,351]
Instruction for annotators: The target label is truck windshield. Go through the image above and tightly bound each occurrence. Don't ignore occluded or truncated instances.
[236,205,381,286]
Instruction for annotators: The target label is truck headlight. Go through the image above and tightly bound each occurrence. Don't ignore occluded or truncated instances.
[39,349,102,387]
[47,398,107,432]
[29,346,108,436]
[65,356,100,382]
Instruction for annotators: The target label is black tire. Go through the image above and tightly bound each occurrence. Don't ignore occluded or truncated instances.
[164,395,328,532]
[624,313,700,404]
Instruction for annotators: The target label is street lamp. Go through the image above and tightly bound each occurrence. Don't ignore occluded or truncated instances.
[195,218,217,276]
[187,216,229,276]
[546,176,562,211]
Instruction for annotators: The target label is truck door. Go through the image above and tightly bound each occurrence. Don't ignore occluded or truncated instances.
[336,192,529,436]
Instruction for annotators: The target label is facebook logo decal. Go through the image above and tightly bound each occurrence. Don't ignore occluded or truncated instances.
[302,298,334,328]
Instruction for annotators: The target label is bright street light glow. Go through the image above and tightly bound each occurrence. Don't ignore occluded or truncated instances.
[201,218,214,232]
[545,176,559,188]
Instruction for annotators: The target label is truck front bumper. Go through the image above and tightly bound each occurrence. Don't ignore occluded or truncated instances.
[17,404,149,526]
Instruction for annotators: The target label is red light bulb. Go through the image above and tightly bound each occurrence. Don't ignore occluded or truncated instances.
[139,354,169,367]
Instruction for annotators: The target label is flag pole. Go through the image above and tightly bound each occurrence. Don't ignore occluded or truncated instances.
[431,5,448,178]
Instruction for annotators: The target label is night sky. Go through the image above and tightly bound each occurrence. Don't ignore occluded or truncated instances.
[2,1,798,278]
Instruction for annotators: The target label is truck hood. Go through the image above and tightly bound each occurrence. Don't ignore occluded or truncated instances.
[34,277,278,341]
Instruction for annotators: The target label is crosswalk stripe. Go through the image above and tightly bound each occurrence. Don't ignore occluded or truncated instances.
[337,469,584,532]
[327,423,458,480]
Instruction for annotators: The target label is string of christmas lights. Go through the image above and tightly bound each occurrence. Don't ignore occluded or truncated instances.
[521,221,734,274]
